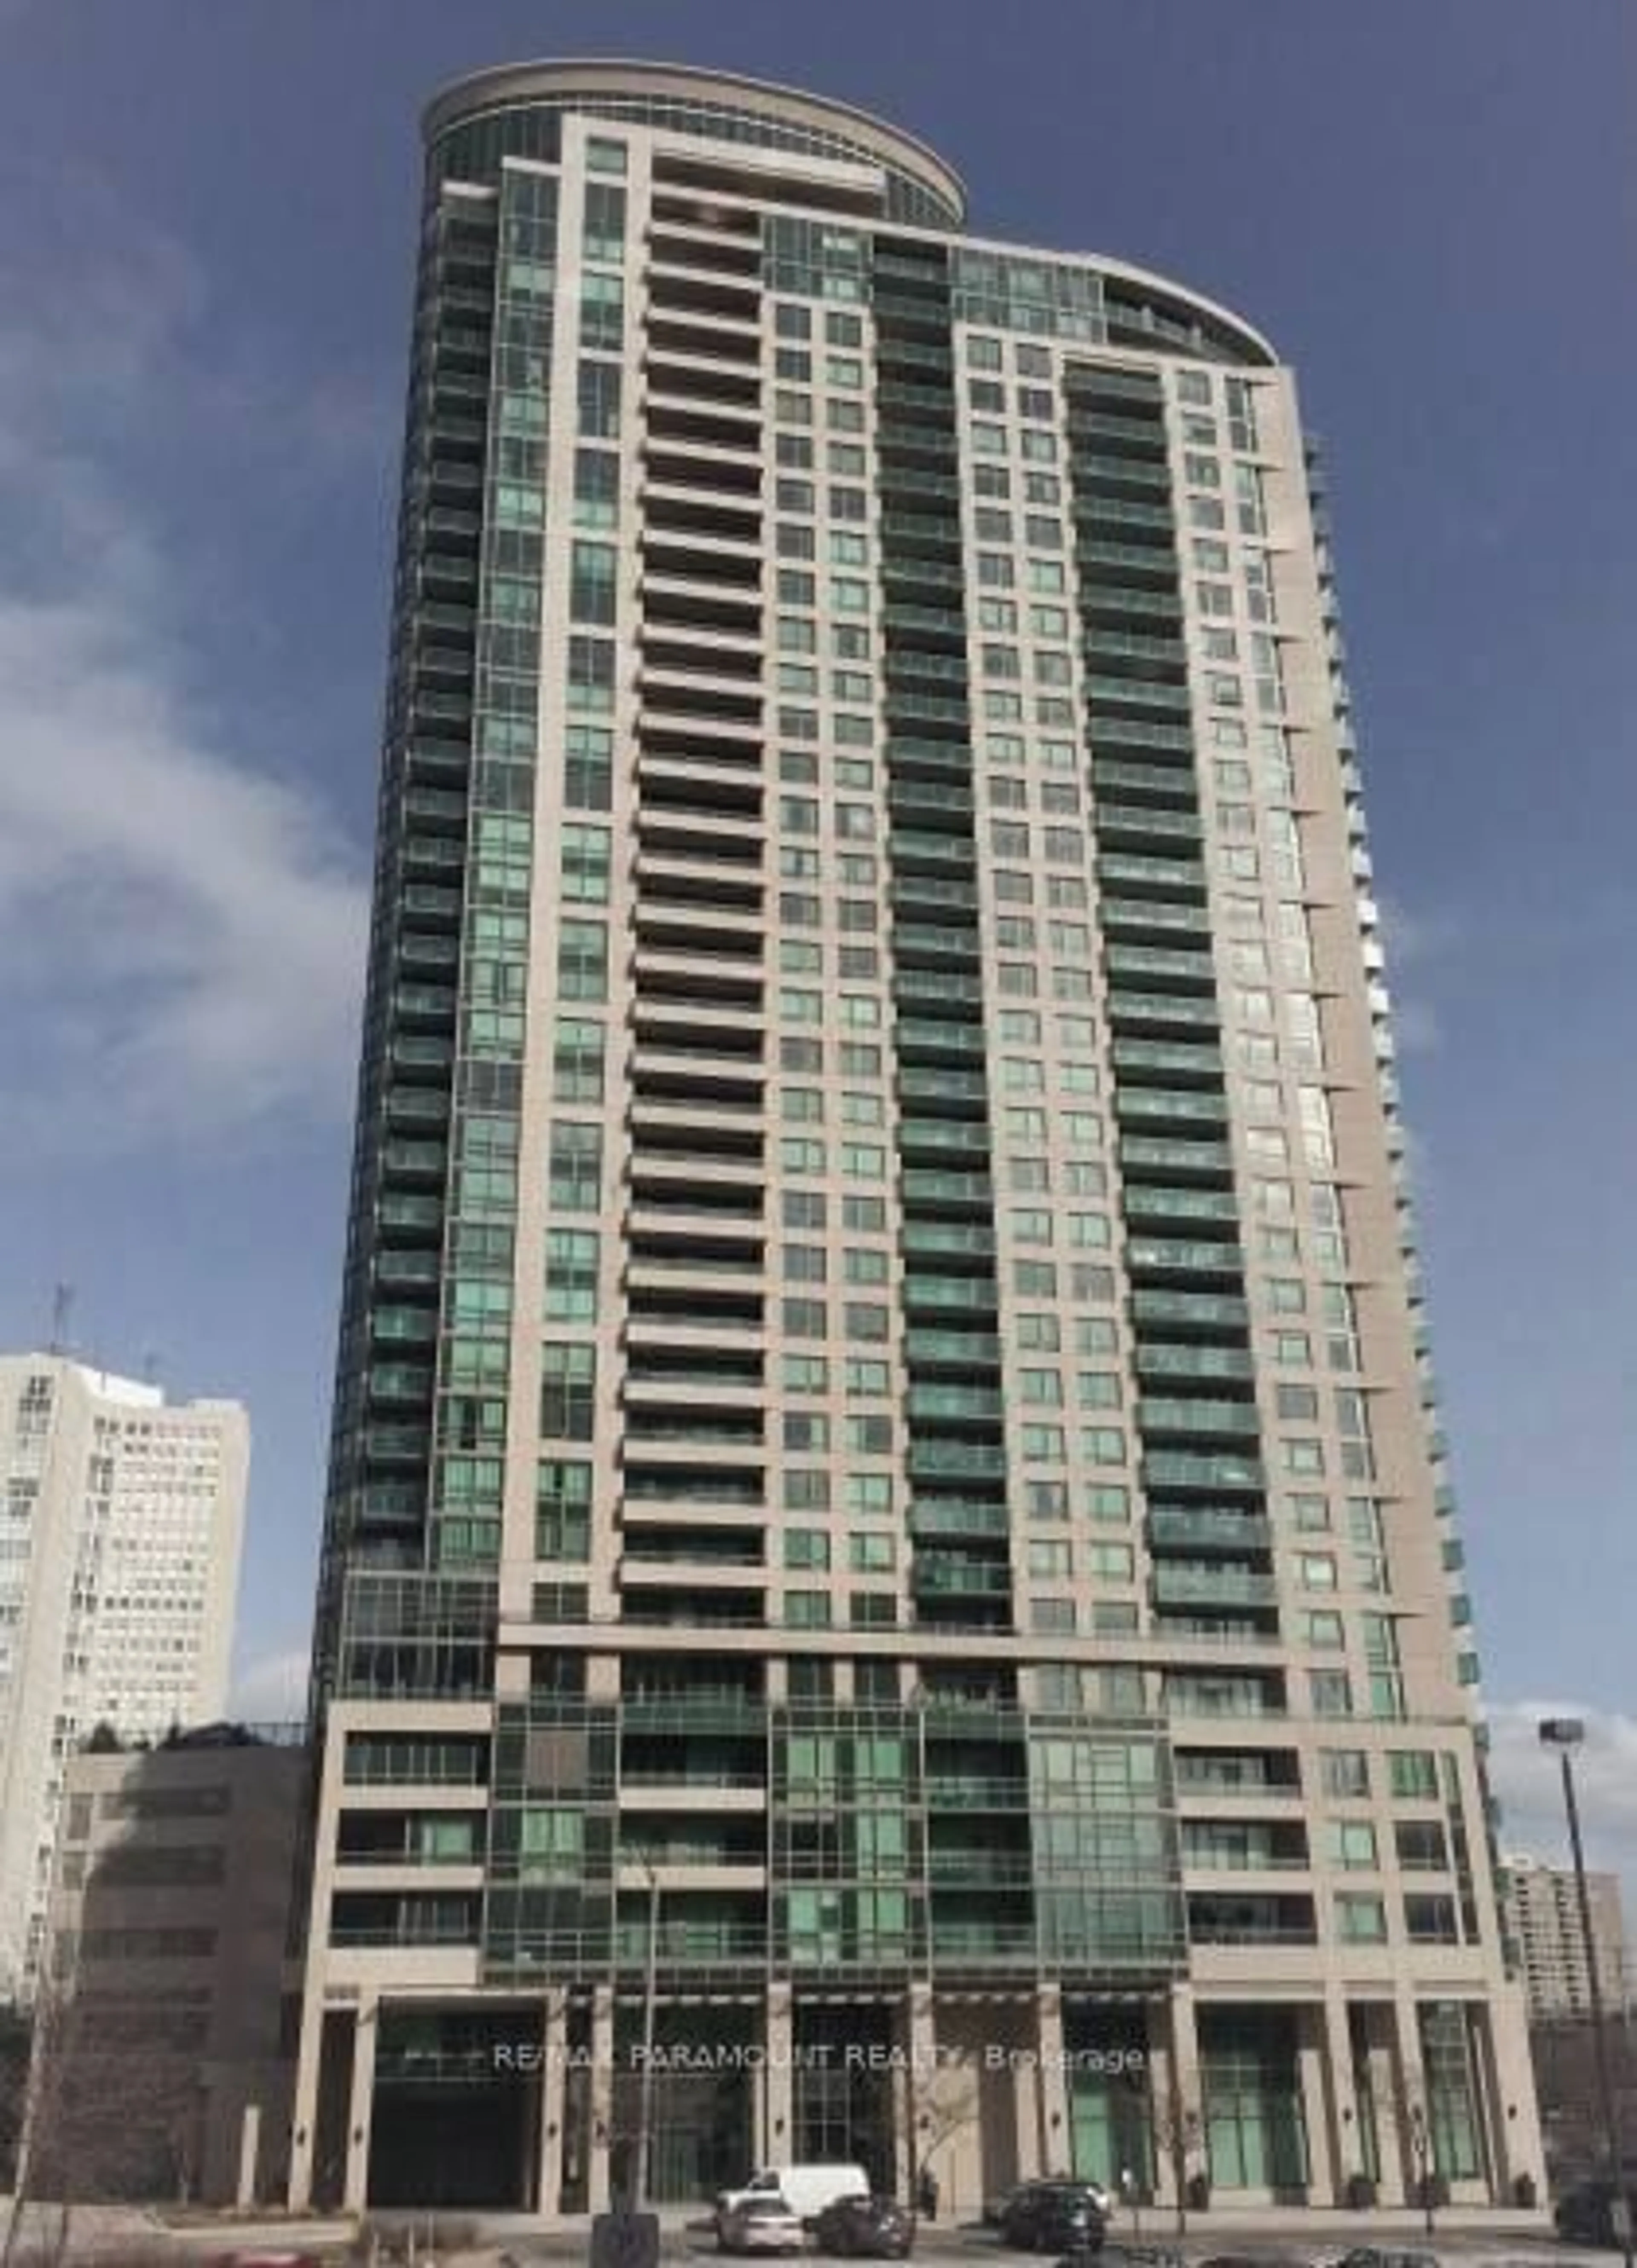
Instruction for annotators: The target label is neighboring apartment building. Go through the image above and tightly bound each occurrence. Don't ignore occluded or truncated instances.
[289,60,1544,2218]
[0,1355,248,1995]
[43,1727,307,2204]
[1504,1855,1628,2024]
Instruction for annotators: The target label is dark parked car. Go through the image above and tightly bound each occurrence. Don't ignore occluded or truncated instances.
[1001,2181,1109,2252]
[813,2195,915,2258]
[1556,2181,1637,2247]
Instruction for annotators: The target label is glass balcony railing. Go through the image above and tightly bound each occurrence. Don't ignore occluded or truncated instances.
[1124,1185,1241,1226]
[1090,761,1198,803]
[1120,1136,1232,1177]
[1078,538,1176,578]
[1086,677,1190,716]
[1131,1289,1249,1332]
[1126,1238,1245,1279]
[1108,993,1222,1033]
[902,1221,995,1258]
[1106,945,1216,987]
[1144,1450,1265,1493]
[907,1384,1005,1422]
[1138,1397,1261,1438]
[909,1439,1006,1478]
[1096,853,1208,895]
[893,969,985,1005]
[883,604,965,637]
[1134,1344,1255,1386]
[1114,1090,1229,1127]
[1149,1506,1271,1551]
[1111,1039,1223,1082]
[904,1329,1001,1367]
[1090,718,1195,754]
[908,1498,1009,1537]
[901,1170,993,1207]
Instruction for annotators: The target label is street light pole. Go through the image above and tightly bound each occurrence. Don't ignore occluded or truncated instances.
[1541,1718,1631,2268]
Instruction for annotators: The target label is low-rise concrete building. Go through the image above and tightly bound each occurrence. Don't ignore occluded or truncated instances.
[44,1725,308,2204]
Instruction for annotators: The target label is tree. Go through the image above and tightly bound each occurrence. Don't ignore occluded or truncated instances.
[1,1967,201,2267]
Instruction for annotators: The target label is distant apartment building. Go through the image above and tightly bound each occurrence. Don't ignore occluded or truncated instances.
[0,1355,248,1994]
[42,1726,307,2204]
[1504,1855,1628,2024]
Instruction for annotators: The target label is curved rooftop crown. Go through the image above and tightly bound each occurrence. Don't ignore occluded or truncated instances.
[422,58,968,229]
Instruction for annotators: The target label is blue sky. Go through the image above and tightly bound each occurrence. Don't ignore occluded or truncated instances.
[0,0,1631,1876]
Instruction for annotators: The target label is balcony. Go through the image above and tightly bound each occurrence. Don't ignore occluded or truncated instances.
[1096,854,1208,900]
[1123,1185,1240,1230]
[1076,539,1177,583]
[1097,808,1204,858]
[1180,1827,1310,1874]
[1066,410,1168,456]
[902,1275,998,1316]
[1100,899,1211,946]
[1088,718,1195,758]
[1107,993,1221,1039]
[1090,761,1197,807]
[1136,1346,1255,1389]
[1114,1089,1229,1131]
[1129,1289,1249,1335]
[907,1384,1005,1424]
[1119,1136,1233,1182]
[1105,945,1216,992]
[904,1328,1001,1369]
[902,1221,995,1261]
[901,1167,992,1209]
[1126,1238,1244,1283]
[1149,1506,1271,1553]
[1187,1895,1316,1948]
[1138,1397,1261,1440]
[1143,1450,1264,1494]
[908,1498,1009,1540]
[1111,1038,1223,1085]
[908,1440,1007,1481]
[897,1120,991,1158]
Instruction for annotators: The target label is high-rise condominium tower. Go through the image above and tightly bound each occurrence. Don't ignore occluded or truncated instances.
[291,61,1542,2217]
[0,1354,247,1994]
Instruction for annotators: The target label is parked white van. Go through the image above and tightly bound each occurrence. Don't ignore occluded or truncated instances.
[716,2164,871,2232]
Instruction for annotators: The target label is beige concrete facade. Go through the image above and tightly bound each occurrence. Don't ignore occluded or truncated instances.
[42,1733,307,2204]
[289,61,1545,2217]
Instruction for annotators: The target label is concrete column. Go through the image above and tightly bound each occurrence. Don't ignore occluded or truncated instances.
[1361,2003,1406,2203]
[1296,2008,1334,2202]
[1391,1988,1425,2207]
[901,1981,935,2199]
[766,1982,794,2163]
[1013,2001,1044,2184]
[1036,1985,1070,2176]
[1321,1990,1362,2202]
[236,2102,261,2211]
[1165,1983,1204,2207]
[1482,1983,1546,2205]
[1147,2021,1176,2208]
[285,1988,325,2209]
[536,1988,568,2216]
[589,1984,615,2213]
[341,1994,379,2216]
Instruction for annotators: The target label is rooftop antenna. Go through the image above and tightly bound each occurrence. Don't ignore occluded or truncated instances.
[141,1348,160,1387]
[48,1283,74,1358]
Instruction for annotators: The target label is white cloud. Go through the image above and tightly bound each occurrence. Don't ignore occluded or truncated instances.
[230,1646,311,1725]
[0,177,370,1154]
[1487,1699,1637,1904]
